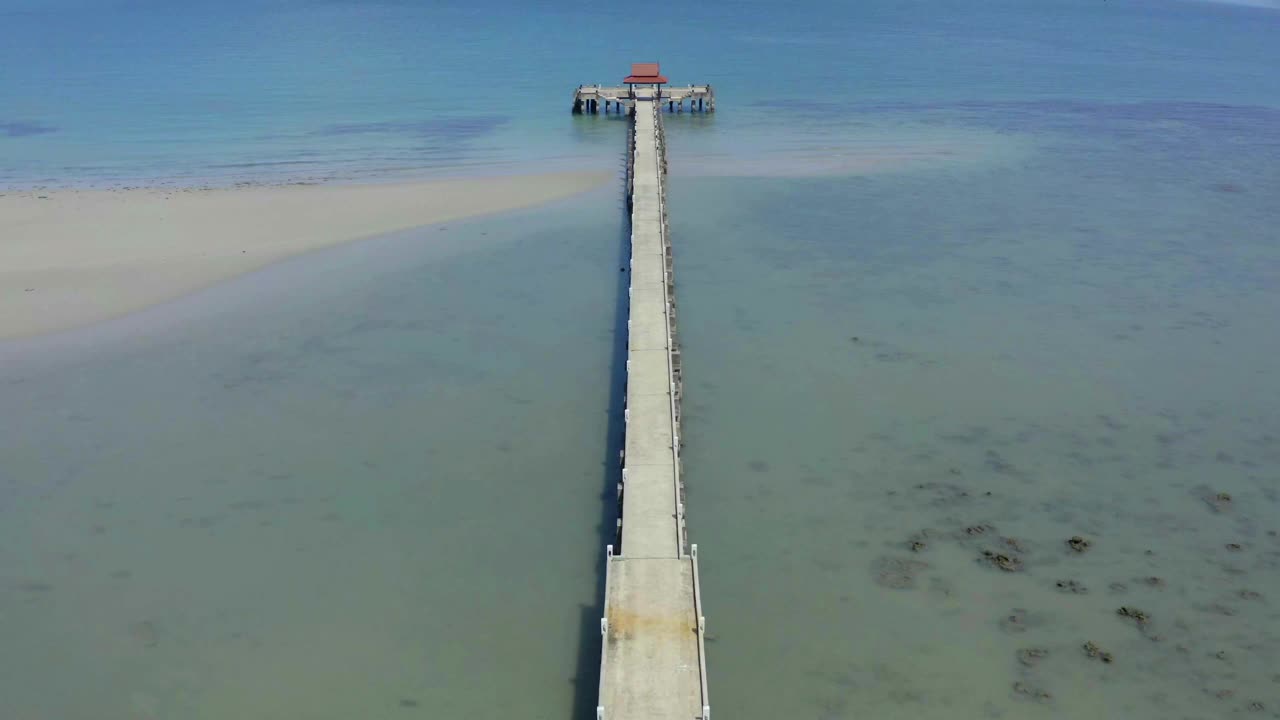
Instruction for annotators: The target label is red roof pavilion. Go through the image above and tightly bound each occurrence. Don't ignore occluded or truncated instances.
[624,62,668,85]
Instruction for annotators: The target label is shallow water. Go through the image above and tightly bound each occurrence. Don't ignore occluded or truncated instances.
[672,100,1280,718]
[0,190,628,719]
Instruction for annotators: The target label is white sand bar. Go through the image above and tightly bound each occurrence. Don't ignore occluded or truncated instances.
[0,171,608,339]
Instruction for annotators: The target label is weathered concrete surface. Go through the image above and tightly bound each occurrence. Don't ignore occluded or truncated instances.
[601,558,702,717]
[620,465,679,559]
[627,286,668,352]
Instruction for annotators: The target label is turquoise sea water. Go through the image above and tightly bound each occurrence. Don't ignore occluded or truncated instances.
[3,0,1280,718]
[3,0,1278,186]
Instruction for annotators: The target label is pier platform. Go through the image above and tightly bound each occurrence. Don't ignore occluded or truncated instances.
[574,84,715,114]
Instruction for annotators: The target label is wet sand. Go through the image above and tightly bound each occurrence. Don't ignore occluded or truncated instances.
[0,172,609,339]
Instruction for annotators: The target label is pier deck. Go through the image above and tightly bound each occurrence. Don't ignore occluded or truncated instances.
[596,95,710,720]
[574,84,715,114]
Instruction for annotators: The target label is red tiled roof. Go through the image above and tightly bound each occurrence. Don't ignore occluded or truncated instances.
[624,62,667,84]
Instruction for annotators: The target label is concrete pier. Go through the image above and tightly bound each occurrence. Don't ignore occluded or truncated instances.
[595,92,710,720]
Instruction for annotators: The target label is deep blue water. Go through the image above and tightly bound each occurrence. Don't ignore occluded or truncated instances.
[3,1,1280,719]
[2,0,1278,185]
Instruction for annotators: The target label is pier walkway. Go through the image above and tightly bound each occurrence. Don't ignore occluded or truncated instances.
[595,91,711,720]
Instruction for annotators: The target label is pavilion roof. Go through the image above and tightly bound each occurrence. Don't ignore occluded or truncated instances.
[624,62,668,84]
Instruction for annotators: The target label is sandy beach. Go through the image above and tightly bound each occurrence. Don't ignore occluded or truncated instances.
[0,171,609,339]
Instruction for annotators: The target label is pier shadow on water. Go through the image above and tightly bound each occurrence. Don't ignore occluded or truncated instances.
[569,162,631,720]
